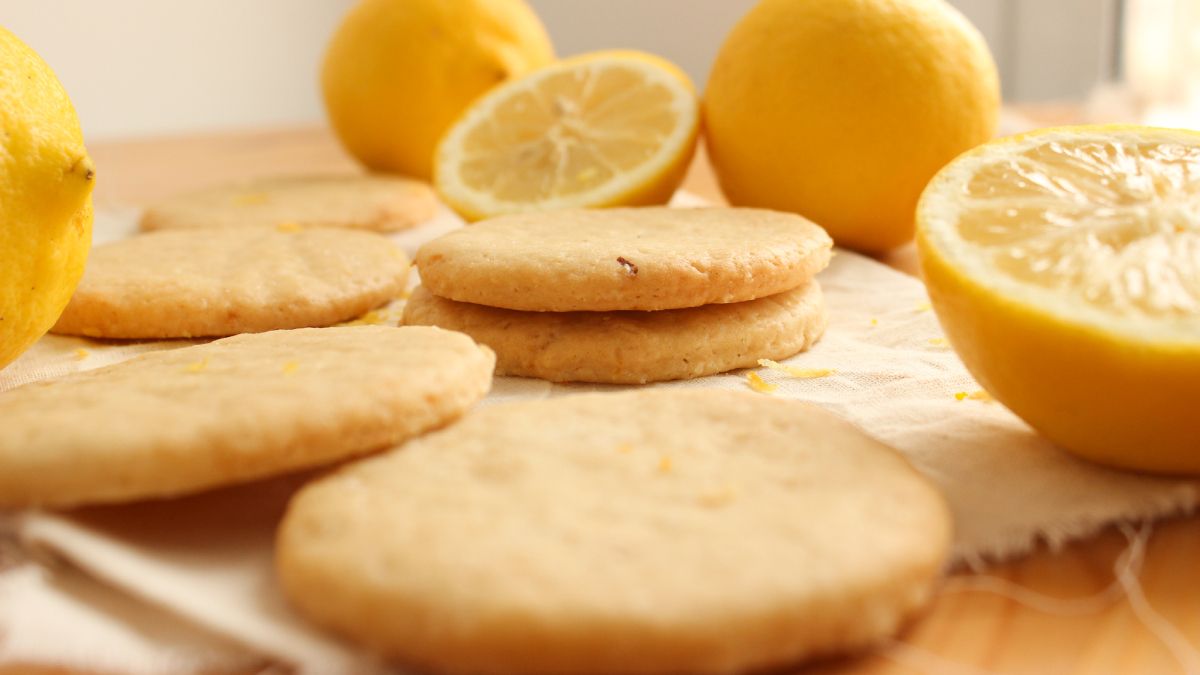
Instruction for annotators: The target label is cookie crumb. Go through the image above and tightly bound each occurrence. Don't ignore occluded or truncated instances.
[746,371,778,393]
[616,257,638,277]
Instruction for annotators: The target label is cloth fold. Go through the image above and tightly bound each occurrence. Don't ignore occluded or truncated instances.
[1,198,1197,674]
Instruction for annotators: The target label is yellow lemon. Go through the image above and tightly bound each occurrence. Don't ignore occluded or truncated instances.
[704,0,999,252]
[1,26,94,370]
[435,50,700,220]
[322,0,554,180]
[917,125,1200,474]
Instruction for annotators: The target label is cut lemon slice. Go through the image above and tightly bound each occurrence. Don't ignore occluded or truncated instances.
[917,125,1200,473]
[434,50,700,220]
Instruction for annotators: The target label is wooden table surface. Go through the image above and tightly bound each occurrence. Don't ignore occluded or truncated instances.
[7,126,1199,675]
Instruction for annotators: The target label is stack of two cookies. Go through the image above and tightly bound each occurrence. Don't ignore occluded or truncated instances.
[403,207,834,384]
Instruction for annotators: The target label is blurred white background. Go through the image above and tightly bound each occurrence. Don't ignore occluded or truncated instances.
[4,0,1126,140]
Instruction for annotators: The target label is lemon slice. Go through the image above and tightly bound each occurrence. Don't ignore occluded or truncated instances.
[917,125,1200,473]
[434,50,700,220]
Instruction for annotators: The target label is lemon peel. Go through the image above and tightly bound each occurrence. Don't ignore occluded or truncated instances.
[0,27,94,369]
[757,359,834,379]
[745,372,777,394]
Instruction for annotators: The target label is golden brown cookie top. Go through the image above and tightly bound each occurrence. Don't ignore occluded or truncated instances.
[277,388,950,674]
[415,207,832,311]
[140,174,437,233]
[0,326,494,508]
[54,227,409,339]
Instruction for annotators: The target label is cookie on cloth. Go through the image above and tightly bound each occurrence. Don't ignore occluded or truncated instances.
[53,228,410,339]
[0,326,495,508]
[401,282,827,384]
[414,207,832,312]
[139,174,438,233]
[277,389,950,675]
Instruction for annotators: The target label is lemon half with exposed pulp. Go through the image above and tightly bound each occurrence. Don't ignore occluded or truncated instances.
[918,125,1200,473]
[1,26,94,369]
[434,50,700,220]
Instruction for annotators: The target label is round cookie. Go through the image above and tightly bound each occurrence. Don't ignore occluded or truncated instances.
[54,228,410,339]
[402,282,827,383]
[414,207,833,311]
[277,389,951,675]
[0,326,494,508]
[139,174,438,233]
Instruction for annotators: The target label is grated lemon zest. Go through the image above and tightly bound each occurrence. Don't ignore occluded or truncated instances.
[184,358,209,374]
[233,192,269,206]
[954,391,969,401]
[73,348,89,361]
[275,221,302,233]
[967,389,993,402]
[657,456,673,473]
[282,362,300,375]
[745,371,777,393]
[929,337,949,347]
[616,443,634,454]
[870,318,879,327]
[698,485,739,507]
[344,310,385,326]
[916,302,933,312]
[757,359,834,379]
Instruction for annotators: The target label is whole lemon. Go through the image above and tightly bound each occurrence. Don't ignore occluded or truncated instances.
[704,0,999,252]
[322,0,555,180]
[1,26,94,370]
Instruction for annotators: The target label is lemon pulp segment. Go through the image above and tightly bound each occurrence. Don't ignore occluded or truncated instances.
[435,51,699,219]
[922,127,1200,341]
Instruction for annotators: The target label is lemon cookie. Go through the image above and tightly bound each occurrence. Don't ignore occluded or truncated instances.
[0,326,494,508]
[414,207,832,311]
[402,282,826,383]
[277,389,951,675]
[54,228,409,339]
[139,174,437,233]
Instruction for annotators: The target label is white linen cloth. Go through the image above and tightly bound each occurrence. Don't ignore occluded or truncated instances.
[1,197,1196,673]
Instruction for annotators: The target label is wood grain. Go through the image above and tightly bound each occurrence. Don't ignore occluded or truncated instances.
[5,123,1197,675]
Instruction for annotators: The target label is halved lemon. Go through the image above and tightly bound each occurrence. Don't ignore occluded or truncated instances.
[434,50,700,220]
[917,125,1200,473]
